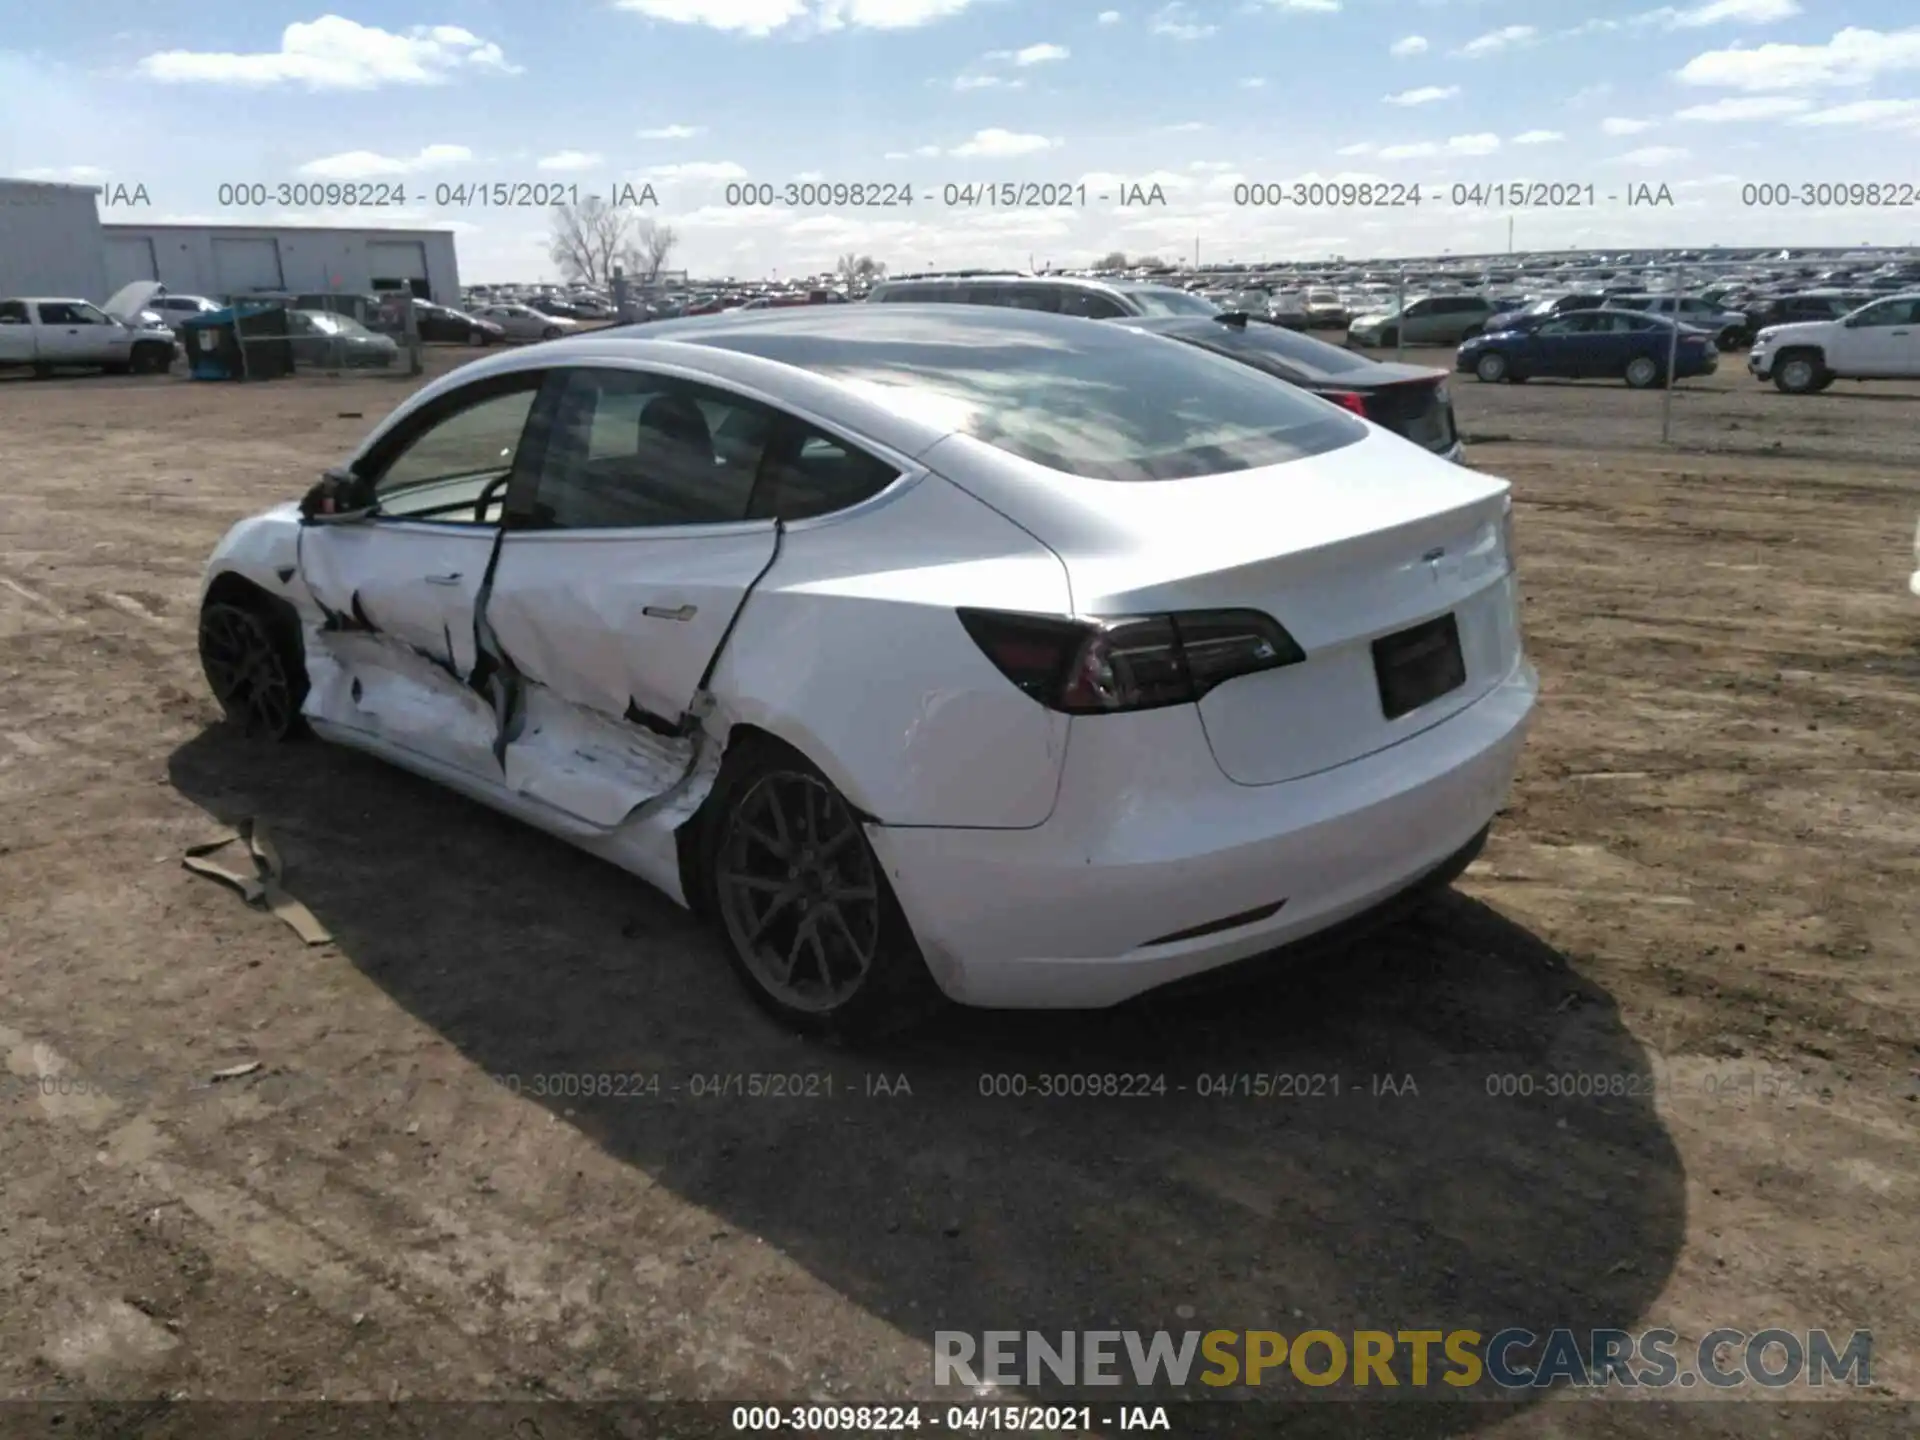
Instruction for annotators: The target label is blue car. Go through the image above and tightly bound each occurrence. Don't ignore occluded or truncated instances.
[1457,310,1718,388]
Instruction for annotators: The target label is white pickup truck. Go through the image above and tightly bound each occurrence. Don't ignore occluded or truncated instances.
[1747,293,1920,394]
[0,296,178,376]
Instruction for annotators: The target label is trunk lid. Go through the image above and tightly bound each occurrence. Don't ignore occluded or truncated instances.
[947,427,1520,785]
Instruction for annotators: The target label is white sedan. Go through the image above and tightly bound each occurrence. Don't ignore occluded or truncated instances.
[194,305,1538,1036]
[470,302,579,342]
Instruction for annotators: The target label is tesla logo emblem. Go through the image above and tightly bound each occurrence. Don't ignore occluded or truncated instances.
[1422,545,1447,582]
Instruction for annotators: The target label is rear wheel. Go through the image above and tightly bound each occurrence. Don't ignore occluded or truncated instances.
[1474,351,1509,383]
[701,737,942,1040]
[131,343,172,374]
[1624,355,1663,389]
[1774,352,1822,394]
[198,599,308,741]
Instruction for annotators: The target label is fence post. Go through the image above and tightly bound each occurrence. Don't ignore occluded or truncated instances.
[1395,268,1406,362]
[1661,265,1684,445]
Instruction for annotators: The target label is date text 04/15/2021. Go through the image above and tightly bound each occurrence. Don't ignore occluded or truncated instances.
[728,1404,1171,1432]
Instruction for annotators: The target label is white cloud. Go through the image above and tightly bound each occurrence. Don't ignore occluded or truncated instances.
[1611,145,1690,164]
[882,144,945,158]
[611,0,982,33]
[297,144,474,179]
[1602,116,1656,134]
[1456,25,1535,58]
[638,123,704,139]
[1512,129,1563,144]
[1376,133,1501,159]
[952,73,1019,89]
[1789,97,1920,127]
[538,150,603,171]
[1390,35,1428,57]
[1010,42,1068,64]
[136,17,517,89]
[949,127,1058,156]
[1677,27,1920,90]
[1674,94,1809,120]
[644,160,752,180]
[1150,3,1215,40]
[1254,0,1341,11]
[1385,85,1459,105]
[1336,142,1376,155]
[1097,8,1121,21]
[1666,0,1799,26]
[1240,77,1266,87]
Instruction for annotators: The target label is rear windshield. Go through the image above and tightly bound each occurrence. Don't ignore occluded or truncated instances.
[1189,323,1375,378]
[788,325,1365,481]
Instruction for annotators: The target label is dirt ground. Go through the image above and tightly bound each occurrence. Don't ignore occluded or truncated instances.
[1,342,1916,1439]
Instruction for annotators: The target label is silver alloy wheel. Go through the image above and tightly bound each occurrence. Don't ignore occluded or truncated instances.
[1626,356,1659,388]
[1780,357,1815,392]
[1475,352,1507,383]
[715,769,882,1013]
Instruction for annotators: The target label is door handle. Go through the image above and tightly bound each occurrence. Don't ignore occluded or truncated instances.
[643,603,698,621]
[424,573,463,586]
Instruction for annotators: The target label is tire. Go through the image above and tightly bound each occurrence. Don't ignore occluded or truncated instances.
[197,598,309,741]
[1474,351,1509,383]
[1774,352,1821,395]
[697,735,943,1041]
[1624,355,1663,389]
[30,363,54,379]
[131,344,171,374]
[542,326,562,340]
[1717,328,1744,351]
[468,328,486,347]
[1378,327,1399,348]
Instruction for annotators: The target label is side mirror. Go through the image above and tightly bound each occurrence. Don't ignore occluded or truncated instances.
[299,466,378,523]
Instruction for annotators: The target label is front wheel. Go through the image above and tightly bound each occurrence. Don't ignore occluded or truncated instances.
[542,326,563,340]
[1474,351,1509,383]
[700,738,942,1040]
[198,600,308,741]
[131,344,172,374]
[1624,355,1664,389]
[1774,353,1821,394]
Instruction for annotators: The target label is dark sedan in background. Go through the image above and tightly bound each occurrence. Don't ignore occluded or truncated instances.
[412,299,505,345]
[1117,312,1462,461]
[1485,292,1606,334]
[1458,310,1717,388]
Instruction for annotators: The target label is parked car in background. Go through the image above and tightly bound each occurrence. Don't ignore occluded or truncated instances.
[195,303,1533,1035]
[413,299,504,346]
[0,296,177,375]
[1747,294,1920,394]
[284,310,400,369]
[1603,294,1750,349]
[1116,312,1463,462]
[470,303,579,341]
[1348,295,1496,348]
[1459,310,1717,388]
[1302,288,1349,329]
[145,292,225,330]
[1264,291,1311,330]
[1486,293,1605,334]
[1743,290,1874,337]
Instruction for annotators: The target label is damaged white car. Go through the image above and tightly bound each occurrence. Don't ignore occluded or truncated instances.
[196,305,1537,1036]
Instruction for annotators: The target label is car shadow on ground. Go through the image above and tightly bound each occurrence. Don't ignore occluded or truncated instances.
[168,726,1687,1434]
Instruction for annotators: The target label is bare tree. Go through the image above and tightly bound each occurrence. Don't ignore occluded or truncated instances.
[549,197,632,288]
[623,219,680,284]
[836,253,888,288]
[1096,250,1128,270]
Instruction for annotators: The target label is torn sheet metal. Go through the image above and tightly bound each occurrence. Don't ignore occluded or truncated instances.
[304,628,503,778]
[503,684,697,828]
[300,526,496,677]
[182,822,332,945]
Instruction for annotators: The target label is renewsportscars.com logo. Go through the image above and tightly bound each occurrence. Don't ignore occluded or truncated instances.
[934,1328,1873,1392]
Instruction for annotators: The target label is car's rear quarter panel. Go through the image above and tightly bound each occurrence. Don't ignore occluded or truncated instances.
[705,471,1075,830]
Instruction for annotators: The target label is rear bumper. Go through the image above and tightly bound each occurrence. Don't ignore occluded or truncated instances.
[869,654,1538,1009]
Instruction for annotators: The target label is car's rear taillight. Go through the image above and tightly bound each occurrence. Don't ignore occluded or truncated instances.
[1323,390,1371,418]
[957,607,1307,715]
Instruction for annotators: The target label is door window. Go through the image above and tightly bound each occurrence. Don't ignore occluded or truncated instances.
[1056,289,1130,319]
[522,368,775,529]
[1852,299,1917,327]
[364,377,545,517]
[38,302,108,325]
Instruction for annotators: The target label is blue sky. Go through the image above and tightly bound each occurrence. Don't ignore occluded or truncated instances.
[6,1,1920,280]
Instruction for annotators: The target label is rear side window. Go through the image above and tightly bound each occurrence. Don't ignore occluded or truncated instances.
[811,324,1364,481]
[0,301,27,323]
[751,431,899,522]
[1057,289,1130,319]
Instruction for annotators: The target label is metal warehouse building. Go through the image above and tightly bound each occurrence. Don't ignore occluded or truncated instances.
[1,176,462,306]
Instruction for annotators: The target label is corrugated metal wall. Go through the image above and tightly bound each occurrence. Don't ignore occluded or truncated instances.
[99,225,463,306]
[0,182,108,300]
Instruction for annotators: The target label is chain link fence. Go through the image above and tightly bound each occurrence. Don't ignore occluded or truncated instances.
[182,282,423,382]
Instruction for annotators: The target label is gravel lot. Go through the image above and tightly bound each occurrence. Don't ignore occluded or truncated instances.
[1,345,1915,1438]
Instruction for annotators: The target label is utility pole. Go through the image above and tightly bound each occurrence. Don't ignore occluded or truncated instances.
[1508,215,1515,254]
